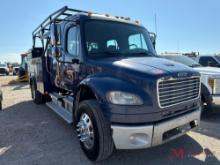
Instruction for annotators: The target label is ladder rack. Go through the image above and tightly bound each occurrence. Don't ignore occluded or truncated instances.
[32,6,91,38]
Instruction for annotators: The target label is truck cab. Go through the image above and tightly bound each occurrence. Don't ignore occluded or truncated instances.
[29,6,201,161]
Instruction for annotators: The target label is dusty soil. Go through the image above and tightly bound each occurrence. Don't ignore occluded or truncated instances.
[0,76,220,165]
[0,76,31,108]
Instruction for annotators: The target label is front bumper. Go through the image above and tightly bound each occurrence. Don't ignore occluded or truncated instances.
[111,109,201,149]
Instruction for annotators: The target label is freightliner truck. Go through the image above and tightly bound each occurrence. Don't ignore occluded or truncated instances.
[29,6,201,161]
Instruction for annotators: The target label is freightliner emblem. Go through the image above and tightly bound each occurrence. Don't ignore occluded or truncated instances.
[177,72,188,77]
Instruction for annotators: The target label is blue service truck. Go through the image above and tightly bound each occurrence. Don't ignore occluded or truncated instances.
[29,6,201,161]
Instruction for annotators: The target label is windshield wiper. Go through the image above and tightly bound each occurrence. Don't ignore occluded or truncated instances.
[89,51,123,56]
[89,50,156,58]
[128,51,155,57]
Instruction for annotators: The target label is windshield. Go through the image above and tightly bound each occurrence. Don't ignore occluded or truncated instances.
[215,55,220,62]
[162,55,201,67]
[84,20,156,58]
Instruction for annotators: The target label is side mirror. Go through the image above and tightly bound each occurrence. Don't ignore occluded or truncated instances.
[52,46,61,58]
[31,48,43,58]
[50,23,60,46]
[149,32,156,49]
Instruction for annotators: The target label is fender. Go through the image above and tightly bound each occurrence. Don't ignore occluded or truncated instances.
[72,75,154,124]
[75,75,152,106]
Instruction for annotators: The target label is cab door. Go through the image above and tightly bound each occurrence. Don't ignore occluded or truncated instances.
[60,23,81,91]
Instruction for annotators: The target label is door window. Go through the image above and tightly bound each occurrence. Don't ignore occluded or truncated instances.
[67,27,79,56]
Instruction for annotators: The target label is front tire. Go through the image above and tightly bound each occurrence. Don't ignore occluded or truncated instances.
[31,81,45,104]
[76,100,114,161]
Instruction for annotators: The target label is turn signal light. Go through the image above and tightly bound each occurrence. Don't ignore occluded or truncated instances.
[208,79,214,89]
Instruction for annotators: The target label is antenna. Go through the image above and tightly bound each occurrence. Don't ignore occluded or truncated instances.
[177,41,179,53]
[154,13,158,36]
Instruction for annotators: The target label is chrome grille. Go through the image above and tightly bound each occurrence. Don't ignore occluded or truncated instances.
[158,77,200,108]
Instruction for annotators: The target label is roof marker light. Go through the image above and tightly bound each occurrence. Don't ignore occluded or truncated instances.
[135,20,140,24]
[88,12,93,16]
[125,17,131,21]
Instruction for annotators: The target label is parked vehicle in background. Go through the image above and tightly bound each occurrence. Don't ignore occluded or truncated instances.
[12,63,20,75]
[161,55,220,112]
[197,55,220,67]
[0,64,9,76]
[29,6,201,161]
[17,53,29,81]
[7,64,13,75]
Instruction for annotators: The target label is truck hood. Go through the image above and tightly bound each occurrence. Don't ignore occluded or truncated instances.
[91,57,198,78]
[112,57,197,75]
[194,67,220,75]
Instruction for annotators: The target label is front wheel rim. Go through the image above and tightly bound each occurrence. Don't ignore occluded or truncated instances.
[77,113,95,150]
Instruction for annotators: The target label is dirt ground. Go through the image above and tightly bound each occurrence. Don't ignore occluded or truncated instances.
[0,76,220,165]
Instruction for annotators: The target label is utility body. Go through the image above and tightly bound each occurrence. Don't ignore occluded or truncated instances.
[29,6,201,161]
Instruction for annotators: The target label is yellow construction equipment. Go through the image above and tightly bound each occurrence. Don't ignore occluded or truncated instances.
[18,53,29,82]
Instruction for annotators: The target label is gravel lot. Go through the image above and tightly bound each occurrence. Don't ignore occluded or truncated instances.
[0,76,220,165]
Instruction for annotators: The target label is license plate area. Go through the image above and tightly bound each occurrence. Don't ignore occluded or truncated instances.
[162,120,198,141]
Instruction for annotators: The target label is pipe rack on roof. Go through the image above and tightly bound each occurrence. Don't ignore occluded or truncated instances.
[32,6,91,37]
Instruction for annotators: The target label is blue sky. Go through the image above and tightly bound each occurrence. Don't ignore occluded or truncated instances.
[0,0,219,62]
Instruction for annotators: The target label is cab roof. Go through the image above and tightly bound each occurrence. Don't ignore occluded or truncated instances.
[68,12,142,27]
[33,6,142,38]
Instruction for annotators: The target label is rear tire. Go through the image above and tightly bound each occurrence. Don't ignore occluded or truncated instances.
[31,81,45,104]
[75,100,114,161]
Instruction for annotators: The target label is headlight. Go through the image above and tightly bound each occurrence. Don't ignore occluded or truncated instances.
[208,78,220,94]
[106,91,143,105]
